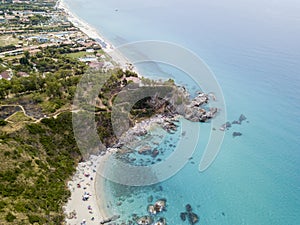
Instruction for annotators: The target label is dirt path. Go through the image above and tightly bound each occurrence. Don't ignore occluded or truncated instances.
[1,104,74,123]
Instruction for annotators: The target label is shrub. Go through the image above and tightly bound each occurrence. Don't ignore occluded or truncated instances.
[28,214,45,224]
[5,212,16,222]
[0,119,7,126]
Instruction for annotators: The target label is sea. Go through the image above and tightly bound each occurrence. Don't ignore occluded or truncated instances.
[64,0,300,224]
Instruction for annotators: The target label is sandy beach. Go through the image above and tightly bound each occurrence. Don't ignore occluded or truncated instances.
[63,115,169,224]
[57,1,168,223]
[56,1,133,223]
[57,0,136,72]
[63,155,111,225]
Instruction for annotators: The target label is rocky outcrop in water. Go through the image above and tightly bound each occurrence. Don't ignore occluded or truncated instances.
[180,212,187,221]
[135,198,167,224]
[136,216,153,225]
[154,217,166,225]
[233,132,242,137]
[220,114,248,136]
[138,146,152,155]
[174,92,218,123]
[180,204,199,225]
[143,88,218,123]
[239,114,247,123]
[162,119,179,133]
[147,199,167,215]
[220,121,232,131]
[100,215,120,224]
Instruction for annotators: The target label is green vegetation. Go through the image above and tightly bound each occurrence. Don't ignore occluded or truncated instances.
[0,119,8,126]
[0,2,55,12]
[65,51,90,59]
[0,2,179,224]
[6,111,33,123]
[0,46,87,114]
[0,35,19,46]
[0,66,144,223]
[0,112,81,224]
[28,14,50,26]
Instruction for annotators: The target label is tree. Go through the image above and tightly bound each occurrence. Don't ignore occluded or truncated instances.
[19,57,29,65]
[0,79,11,99]
[46,80,62,98]
[24,50,30,59]
[5,212,16,222]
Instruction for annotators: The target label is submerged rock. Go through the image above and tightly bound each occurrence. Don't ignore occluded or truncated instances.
[239,114,247,123]
[188,212,199,225]
[151,149,159,158]
[232,120,241,125]
[220,121,232,131]
[185,204,192,212]
[128,199,134,203]
[147,195,153,203]
[181,204,199,225]
[225,121,232,128]
[232,132,242,137]
[100,215,120,224]
[180,212,187,221]
[138,146,152,155]
[154,217,166,225]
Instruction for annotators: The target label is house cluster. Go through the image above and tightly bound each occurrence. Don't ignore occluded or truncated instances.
[0,2,57,25]
[0,0,116,79]
[0,2,102,57]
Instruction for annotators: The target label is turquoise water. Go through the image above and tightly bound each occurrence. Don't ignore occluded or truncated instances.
[65,0,300,224]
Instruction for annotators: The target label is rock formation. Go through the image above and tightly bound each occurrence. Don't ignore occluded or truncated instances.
[180,204,199,225]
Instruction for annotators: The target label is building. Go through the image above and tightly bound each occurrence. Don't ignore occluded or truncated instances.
[0,70,13,81]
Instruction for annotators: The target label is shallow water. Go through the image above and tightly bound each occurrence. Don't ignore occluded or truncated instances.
[65,0,300,224]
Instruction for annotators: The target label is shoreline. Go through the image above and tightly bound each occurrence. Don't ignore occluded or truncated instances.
[63,115,172,224]
[58,1,218,223]
[58,1,169,223]
[57,0,136,223]
[63,155,111,225]
[57,0,138,73]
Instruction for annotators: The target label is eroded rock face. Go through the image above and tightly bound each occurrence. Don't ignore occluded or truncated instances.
[147,90,217,123]
[182,92,217,123]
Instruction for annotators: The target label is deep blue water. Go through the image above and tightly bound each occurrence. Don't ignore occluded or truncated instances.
[65,0,300,224]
